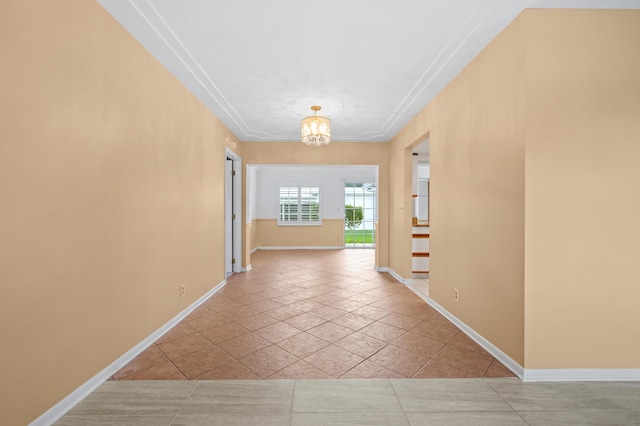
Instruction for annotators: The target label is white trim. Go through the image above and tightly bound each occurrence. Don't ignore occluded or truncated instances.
[250,247,258,254]
[424,297,525,380]
[522,368,640,382]
[30,280,227,426]
[409,291,640,383]
[277,222,324,227]
[224,157,234,274]
[225,147,243,274]
[277,183,322,226]
[374,265,388,273]
[404,282,429,303]
[257,246,343,250]
[388,268,424,285]
[241,265,252,272]
[408,286,428,304]
[338,177,378,183]
[388,268,409,285]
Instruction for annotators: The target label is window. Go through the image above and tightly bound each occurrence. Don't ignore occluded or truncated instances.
[279,184,321,225]
[344,181,377,248]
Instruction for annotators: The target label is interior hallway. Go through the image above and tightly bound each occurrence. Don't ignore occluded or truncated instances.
[112,249,514,381]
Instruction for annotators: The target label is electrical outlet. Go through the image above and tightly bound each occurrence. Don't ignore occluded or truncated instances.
[454,288,459,302]
[180,284,185,297]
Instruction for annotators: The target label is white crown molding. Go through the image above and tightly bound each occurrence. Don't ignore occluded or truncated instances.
[126,0,256,138]
[97,0,530,142]
[378,0,504,138]
[98,0,640,142]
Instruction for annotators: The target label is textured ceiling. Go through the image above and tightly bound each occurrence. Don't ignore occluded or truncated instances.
[98,0,640,143]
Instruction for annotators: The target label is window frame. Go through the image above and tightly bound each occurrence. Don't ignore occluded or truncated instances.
[278,183,322,226]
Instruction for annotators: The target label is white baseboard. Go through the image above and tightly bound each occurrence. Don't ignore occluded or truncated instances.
[523,368,640,382]
[257,246,344,250]
[388,268,410,285]
[424,297,640,382]
[374,265,389,273]
[250,247,258,254]
[387,268,424,286]
[405,283,429,301]
[30,279,227,426]
[405,284,429,303]
[383,268,522,378]
[426,297,525,380]
[242,265,252,272]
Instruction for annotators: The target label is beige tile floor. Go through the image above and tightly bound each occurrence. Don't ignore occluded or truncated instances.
[112,249,514,381]
[56,379,640,425]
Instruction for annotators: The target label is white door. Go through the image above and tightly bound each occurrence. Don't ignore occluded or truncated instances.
[225,158,233,276]
[344,182,377,248]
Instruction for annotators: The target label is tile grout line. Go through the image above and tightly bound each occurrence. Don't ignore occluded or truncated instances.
[111,250,515,382]
[168,380,199,426]
[411,329,459,377]
[388,378,413,424]
[289,379,297,426]
[484,378,528,424]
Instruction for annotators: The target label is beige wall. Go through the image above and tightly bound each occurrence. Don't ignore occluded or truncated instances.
[390,9,640,369]
[0,1,238,424]
[241,142,390,269]
[388,134,414,278]
[2,5,637,424]
[433,15,527,365]
[524,10,640,368]
[390,15,527,364]
[248,222,257,252]
[253,219,344,248]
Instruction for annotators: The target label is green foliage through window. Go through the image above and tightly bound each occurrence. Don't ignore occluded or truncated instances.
[345,229,375,244]
[344,204,363,230]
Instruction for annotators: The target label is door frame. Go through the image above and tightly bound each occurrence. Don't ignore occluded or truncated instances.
[225,148,242,275]
[343,177,378,249]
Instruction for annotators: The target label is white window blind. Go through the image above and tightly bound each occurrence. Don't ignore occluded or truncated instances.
[279,184,321,225]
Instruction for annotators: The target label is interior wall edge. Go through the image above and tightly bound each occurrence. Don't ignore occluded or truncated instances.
[426,296,525,380]
[29,279,227,426]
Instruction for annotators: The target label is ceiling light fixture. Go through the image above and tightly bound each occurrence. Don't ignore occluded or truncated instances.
[301,106,331,146]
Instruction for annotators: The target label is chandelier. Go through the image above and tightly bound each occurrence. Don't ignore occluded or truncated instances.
[301,106,331,146]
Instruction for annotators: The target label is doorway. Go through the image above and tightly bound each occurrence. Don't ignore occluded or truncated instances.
[344,181,377,248]
[225,149,242,276]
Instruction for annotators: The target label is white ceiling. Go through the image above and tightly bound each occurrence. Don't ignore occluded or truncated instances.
[98,0,640,143]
